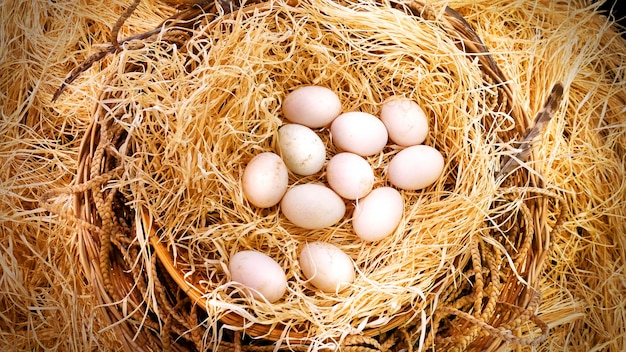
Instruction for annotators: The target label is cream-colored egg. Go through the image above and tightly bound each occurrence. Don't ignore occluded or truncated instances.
[299,241,355,293]
[277,124,326,176]
[380,99,428,147]
[387,145,444,190]
[326,152,374,200]
[352,187,404,242]
[330,112,388,156]
[242,152,289,208]
[229,250,287,303]
[280,184,346,229]
[282,86,342,128]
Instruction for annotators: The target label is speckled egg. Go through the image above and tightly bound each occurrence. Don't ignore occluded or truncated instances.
[277,124,326,176]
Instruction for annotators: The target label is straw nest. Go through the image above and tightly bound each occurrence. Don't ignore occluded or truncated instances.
[50,0,565,349]
[1,0,624,351]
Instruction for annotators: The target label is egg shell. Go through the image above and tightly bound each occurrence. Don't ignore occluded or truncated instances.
[387,145,444,191]
[282,86,342,128]
[242,152,289,208]
[277,124,326,176]
[352,187,404,242]
[299,241,355,293]
[330,112,388,156]
[380,99,429,146]
[280,184,346,229]
[229,250,287,303]
[326,152,374,200]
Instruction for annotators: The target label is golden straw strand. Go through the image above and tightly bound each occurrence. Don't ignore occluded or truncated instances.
[152,255,193,342]
[500,288,542,333]
[89,118,122,302]
[38,164,123,240]
[512,203,534,272]
[470,238,484,316]
[151,248,192,342]
[187,303,203,350]
[440,305,548,346]
[343,334,382,350]
[168,296,193,346]
[99,190,119,300]
[452,329,483,352]
[161,311,172,352]
[480,246,501,322]
[450,293,478,311]
[40,165,123,200]
[39,197,103,235]
[499,301,549,345]
[423,308,442,350]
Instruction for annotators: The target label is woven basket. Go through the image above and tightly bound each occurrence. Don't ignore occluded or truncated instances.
[67,0,565,350]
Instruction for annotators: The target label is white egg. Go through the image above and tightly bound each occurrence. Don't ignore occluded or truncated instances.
[229,250,287,303]
[352,187,404,242]
[330,112,388,156]
[326,152,374,200]
[280,184,346,229]
[380,98,429,147]
[242,152,289,208]
[299,241,355,293]
[282,86,342,128]
[387,145,444,190]
[277,124,326,176]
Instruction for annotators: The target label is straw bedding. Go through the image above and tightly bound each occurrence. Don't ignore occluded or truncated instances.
[0,0,624,351]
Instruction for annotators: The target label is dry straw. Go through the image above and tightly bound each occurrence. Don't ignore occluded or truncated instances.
[1,0,624,351]
[56,0,564,350]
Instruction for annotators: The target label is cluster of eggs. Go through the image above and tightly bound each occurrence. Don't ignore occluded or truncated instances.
[229,86,444,303]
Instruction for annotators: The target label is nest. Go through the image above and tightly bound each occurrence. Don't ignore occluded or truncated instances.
[56,0,569,350]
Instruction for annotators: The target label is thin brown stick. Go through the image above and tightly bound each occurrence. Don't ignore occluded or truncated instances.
[111,0,142,50]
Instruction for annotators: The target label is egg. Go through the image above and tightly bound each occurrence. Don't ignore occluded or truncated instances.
[229,250,287,303]
[282,86,342,128]
[280,184,346,229]
[380,98,429,146]
[387,145,444,190]
[352,187,404,242]
[330,112,388,156]
[299,241,355,293]
[326,152,374,200]
[277,124,326,176]
[242,152,289,208]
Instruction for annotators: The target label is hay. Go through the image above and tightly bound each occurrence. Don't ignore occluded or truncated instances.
[59,0,561,349]
[0,0,178,350]
[0,1,132,350]
[0,0,624,351]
